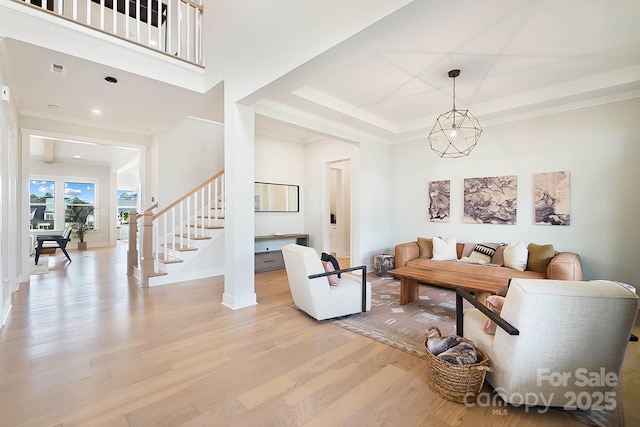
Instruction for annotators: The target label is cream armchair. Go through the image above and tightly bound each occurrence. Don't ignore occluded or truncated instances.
[282,244,371,320]
[457,278,638,408]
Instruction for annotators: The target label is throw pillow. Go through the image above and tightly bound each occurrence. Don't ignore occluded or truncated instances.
[323,261,339,286]
[527,243,556,273]
[468,243,499,263]
[491,245,506,266]
[417,237,434,258]
[321,252,341,278]
[432,236,458,260]
[482,295,506,335]
[503,241,528,271]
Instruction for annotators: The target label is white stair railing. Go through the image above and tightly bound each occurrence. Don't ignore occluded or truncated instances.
[128,170,224,286]
[17,0,204,65]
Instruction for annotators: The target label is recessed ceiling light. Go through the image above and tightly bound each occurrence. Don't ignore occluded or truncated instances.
[92,109,102,115]
[104,76,118,84]
[73,155,82,159]
[48,104,60,109]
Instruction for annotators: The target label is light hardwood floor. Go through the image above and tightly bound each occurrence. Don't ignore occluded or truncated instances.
[1,244,638,426]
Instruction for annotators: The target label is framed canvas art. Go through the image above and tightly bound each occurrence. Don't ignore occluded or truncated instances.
[463,175,517,224]
[534,171,570,225]
[428,180,450,222]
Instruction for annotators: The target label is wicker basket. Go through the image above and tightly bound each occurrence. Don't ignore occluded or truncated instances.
[424,326,492,403]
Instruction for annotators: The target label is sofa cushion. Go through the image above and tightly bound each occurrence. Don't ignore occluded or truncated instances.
[527,243,555,273]
[461,242,475,258]
[491,245,506,266]
[432,236,457,260]
[417,237,434,258]
[504,241,528,271]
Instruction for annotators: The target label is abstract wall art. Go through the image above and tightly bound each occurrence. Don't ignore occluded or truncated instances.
[428,180,450,222]
[534,171,570,225]
[463,175,518,224]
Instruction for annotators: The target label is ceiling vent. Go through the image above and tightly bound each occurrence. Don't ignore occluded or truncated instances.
[50,63,66,74]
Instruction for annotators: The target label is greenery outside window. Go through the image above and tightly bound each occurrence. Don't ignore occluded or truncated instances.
[29,180,55,230]
[117,189,138,224]
[65,182,96,240]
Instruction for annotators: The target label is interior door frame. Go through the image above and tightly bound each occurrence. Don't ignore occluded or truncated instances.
[322,156,352,260]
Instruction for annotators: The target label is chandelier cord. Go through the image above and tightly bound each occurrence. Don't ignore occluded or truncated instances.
[451,75,456,128]
[452,75,456,111]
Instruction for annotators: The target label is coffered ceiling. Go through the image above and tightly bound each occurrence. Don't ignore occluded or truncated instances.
[249,0,640,144]
[4,0,640,165]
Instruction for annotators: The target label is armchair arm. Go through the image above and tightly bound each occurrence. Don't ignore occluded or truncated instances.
[455,289,519,336]
[455,289,638,342]
[309,265,368,313]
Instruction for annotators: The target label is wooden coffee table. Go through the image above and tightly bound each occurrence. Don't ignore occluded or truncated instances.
[388,266,508,305]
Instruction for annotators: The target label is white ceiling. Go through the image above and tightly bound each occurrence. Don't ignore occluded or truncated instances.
[249,0,640,144]
[5,0,640,163]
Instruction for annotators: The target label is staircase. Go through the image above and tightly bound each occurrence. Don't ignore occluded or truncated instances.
[128,170,225,287]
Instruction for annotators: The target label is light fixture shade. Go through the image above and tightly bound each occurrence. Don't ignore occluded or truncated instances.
[428,108,482,158]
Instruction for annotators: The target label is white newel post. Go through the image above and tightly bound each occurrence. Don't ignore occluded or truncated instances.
[126,210,139,276]
[140,204,156,287]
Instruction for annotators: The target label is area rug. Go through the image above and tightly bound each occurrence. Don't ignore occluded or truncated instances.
[328,274,469,360]
[323,274,623,427]
[30,256,49,275]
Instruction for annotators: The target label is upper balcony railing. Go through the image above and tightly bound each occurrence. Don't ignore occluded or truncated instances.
[18,0,204,66]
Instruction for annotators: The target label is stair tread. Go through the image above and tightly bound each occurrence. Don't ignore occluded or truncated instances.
[157,254,184,264]
[189,224,224,229]
[148,271,168,277]
[163,243,198,252]
[174,234,212,240]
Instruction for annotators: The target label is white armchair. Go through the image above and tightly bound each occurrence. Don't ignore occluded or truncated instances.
[457,278,638,408]
[282,244,371,320]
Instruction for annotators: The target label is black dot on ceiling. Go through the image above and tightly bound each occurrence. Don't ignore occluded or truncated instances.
[104,76,118,84]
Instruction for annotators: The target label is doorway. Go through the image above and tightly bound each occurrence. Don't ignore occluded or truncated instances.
[328,160,351,264]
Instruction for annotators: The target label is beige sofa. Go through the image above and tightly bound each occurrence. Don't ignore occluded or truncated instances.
[394,239,583,282]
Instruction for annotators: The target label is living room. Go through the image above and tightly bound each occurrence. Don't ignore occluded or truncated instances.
[254,96,639,286]
[1,0,639,424]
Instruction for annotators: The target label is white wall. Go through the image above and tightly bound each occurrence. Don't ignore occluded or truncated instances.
[156,117,224,208]
[0,39,21,326]
[356,140,393,265]
[254,134,305,236]
[390,98,640,284]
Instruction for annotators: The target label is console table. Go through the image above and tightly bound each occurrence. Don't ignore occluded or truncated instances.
[255,233,309,273]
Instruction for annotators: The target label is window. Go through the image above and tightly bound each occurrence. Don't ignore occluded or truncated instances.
[65,181,96,229]
[29,180,55,229]
[117,189,138,224]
